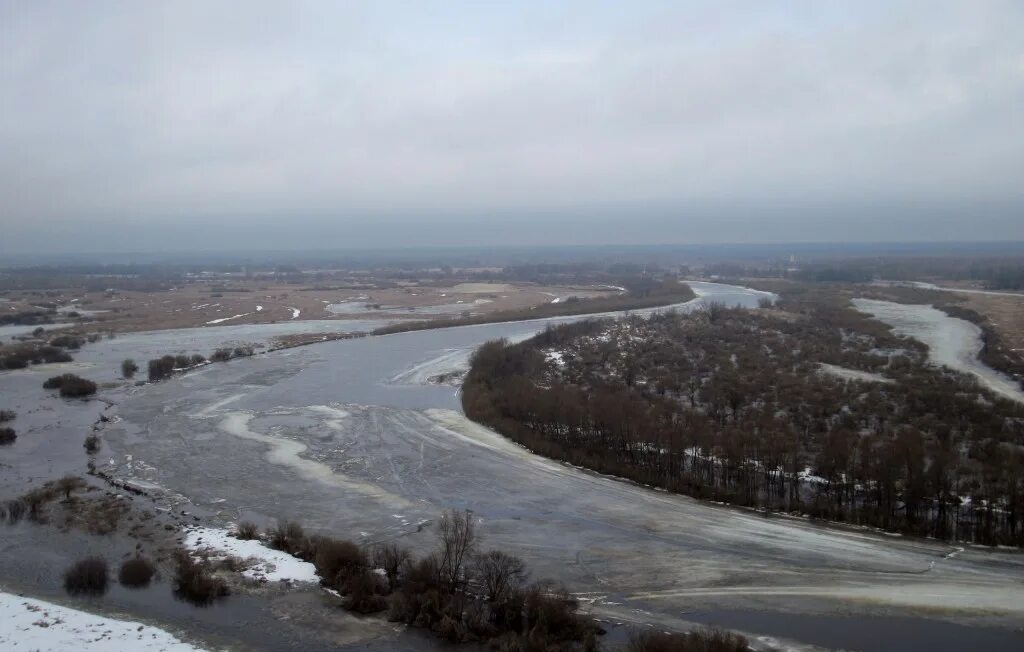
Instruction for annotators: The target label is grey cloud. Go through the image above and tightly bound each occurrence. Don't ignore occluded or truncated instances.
[1,1,1022,253]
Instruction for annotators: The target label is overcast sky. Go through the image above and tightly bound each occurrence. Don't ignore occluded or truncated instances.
[1,1,1022,254]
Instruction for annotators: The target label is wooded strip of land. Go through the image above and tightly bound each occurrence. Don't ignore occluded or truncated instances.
[464,291,1024,546]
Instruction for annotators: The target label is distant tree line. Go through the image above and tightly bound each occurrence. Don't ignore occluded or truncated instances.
[372,281,696,336]
[144,346,255,382]
[0,309,56,326]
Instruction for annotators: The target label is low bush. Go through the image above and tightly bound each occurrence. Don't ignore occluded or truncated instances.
[119,557,157,588]
[235,521,259,540]
[84,434,101,454]
[147,355,177,381]
[210,348,232,362]
[0,410,16,422]
[42,373,97,397]
[312,536,365,587]
[63,557,108,596]
[172,549,229,606]
[0,427,15,445]
[55,475,85,499]
[148,353,206,381]
[342,568,388,613]
[3,498,26,524]
[268,520,308,557]
[628,628,749,652]
[121,358,138,378]
[35,346,72,363]
[49,334,84,349]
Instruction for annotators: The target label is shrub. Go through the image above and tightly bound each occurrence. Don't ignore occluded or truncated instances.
[84,434,101,454]
[341,568,388,613]
[43,373,97,397]
[60,376,97,397]
[522,581,589,644]
[49,334,84,349]
[190,354,207,365]
[2,355,29,369]
[172,549,229,606]
[235,521,259,540]
[55,475,85,499]
[0,410,16,422]
[210,348,232,362]
[232,346,254,358]
[3,498,26,524]
[63,557,108,596]
[268,520,307,557]
[121,358,138,378]
[119,557,157,588]
[37,346,72,363]
[23,488,54,521]
[312,536,365,587]
[628,628,749,652]
[147,356,177,382]
[0,427,15,445]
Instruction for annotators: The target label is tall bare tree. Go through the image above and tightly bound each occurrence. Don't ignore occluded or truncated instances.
[473,549,526,602]
[436,508,476,591]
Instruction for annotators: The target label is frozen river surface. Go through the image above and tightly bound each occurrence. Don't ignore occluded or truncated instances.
[3,283,1024,651]
[853,298,1024,403]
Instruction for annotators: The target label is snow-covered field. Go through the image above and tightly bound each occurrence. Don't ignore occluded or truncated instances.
[0,593,205,651]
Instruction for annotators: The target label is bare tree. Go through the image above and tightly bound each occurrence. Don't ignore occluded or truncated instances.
[436,508,476,591]
[373,542,411,590]
[473,549,527,602]
[55,474,85,500]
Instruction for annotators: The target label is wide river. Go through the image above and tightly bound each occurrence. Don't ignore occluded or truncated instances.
[2,282,1023,651]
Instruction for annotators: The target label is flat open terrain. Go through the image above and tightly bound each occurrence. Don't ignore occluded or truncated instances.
[2,282,1022,651]
[1,279,617,334]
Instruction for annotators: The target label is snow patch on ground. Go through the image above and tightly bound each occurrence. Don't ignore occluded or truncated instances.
[817,363,893,384]
[0,592,206,651]
[205,313,250,325]
[255,305,263,312]
[184,527,318,584]
[287,307,300,319]
[389,348,472,385]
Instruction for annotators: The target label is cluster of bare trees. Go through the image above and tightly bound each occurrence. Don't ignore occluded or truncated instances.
[463,299,1024,546]
[261,510,598,649]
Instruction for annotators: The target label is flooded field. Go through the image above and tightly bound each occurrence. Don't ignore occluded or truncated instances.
[3,283,1024,651]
